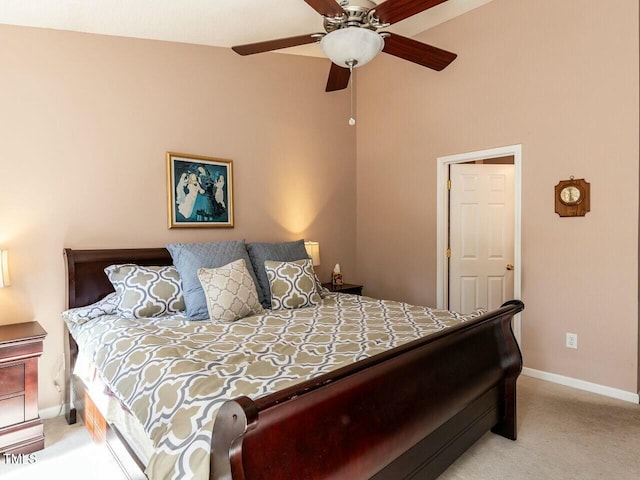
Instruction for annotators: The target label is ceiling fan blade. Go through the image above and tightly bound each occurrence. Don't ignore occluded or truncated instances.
[326,63,351,92]
[232,34,322,55]
[303,0,346,17]
[382,33,456,70]
[372,0,448,26]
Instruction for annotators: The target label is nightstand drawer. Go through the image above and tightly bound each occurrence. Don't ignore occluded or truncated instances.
[0,363,25,396]
[0,322,46,454]
[0,395,25,427]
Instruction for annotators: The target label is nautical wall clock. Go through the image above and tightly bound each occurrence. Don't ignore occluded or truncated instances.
[555,177,590,217]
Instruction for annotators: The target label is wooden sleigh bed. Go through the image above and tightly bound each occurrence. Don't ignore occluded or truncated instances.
[63,247,524,480]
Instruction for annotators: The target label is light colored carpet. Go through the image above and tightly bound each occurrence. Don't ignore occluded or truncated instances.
[440,375,640,479]
[0,416,123,479]
[1,376,638,479]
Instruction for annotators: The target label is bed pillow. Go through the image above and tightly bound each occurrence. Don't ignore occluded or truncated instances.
[314,274,328,298]
[264,259,321,310]
[166,240,260,320]
[247,240,311,308]
[105,264,185,318]
[61,292,120,325]
[197,259,263,323]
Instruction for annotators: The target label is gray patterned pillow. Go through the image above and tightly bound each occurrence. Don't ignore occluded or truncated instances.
[246,240,310,308]
[314,273,328,298]
[105,264,185,318]
[167,240,260,320]
[62,292,119,325]
[197,259,263,323]
[265,259,321,310]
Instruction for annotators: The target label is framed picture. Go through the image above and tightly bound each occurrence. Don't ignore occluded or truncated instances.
[166,152,234,228]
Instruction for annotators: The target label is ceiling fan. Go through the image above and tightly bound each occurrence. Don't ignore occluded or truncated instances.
[232,0,458,93]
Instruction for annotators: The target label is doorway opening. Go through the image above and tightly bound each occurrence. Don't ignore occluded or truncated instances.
[436,145,522,342]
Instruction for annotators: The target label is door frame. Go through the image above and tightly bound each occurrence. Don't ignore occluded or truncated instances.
[436,144,522,343]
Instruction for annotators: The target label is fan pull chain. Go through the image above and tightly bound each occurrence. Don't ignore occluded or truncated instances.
[348,60,356,126]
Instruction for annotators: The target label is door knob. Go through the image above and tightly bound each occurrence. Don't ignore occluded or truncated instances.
[506,264,514,271]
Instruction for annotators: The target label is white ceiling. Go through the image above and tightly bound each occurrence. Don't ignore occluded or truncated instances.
[0,0,491,57]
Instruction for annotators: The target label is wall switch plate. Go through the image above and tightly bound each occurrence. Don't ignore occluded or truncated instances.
[566,333,578,349]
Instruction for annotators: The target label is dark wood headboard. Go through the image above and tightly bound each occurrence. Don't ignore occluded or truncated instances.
[64,248,173,309]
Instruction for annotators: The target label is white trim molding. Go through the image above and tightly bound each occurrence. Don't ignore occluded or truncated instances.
[522,367,640,404]
[39,405,64,420]
[436,144,522,343]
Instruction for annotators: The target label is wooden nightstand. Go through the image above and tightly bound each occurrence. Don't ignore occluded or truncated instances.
[0,321,47,455]
[322,283,363,296]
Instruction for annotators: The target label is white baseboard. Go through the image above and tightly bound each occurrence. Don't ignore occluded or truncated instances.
[522,367,639,404]
[39,405,64,420]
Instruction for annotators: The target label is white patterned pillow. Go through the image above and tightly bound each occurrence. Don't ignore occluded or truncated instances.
[105,264,185,318]
[62,292,120,325]
[265,259,321,310]
[197,259,263,323]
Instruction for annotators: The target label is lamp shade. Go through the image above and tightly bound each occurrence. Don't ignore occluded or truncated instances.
[0,250,10,288]
[304,241,321,267]
[320,27,384,68]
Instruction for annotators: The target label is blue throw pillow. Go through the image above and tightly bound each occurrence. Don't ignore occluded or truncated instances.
[166,240,260,320]
[246,239,310,308]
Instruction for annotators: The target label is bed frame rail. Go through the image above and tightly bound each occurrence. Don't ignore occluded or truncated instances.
[212,300,524,480]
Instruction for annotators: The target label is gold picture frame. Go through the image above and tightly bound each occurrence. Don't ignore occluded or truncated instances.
[166,152,234,228]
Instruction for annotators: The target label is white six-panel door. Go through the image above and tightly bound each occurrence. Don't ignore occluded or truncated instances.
[449,163,515,314]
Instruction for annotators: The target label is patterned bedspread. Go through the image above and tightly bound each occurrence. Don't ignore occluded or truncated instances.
[64,293,483,480]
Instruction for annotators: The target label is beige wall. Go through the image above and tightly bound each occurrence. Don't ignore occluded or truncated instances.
[0,25,356,411]
[356,0,639,392]
[1,0,637,412]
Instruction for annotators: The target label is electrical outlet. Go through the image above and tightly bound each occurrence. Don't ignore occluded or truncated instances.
[566,333,578,349]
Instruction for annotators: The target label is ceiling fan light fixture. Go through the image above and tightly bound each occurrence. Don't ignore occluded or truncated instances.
[320,27,384,68]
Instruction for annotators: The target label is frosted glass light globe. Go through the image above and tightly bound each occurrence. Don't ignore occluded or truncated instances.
[320,27,384,68]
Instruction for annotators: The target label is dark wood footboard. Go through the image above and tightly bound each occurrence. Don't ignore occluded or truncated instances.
[212,300,524,480]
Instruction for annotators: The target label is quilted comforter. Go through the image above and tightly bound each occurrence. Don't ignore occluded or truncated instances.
[64,293,483,480]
